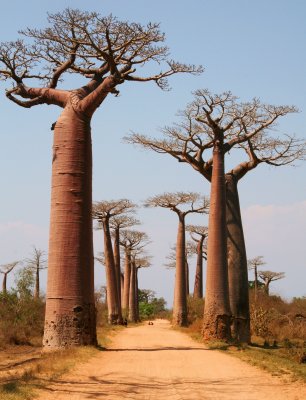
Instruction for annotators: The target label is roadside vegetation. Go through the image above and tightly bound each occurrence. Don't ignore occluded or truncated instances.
[181,290,306,382]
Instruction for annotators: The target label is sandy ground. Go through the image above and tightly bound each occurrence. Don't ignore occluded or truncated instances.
[35,319,306,400]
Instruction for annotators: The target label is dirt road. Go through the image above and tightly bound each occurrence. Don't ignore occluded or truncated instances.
[36,319,305,400]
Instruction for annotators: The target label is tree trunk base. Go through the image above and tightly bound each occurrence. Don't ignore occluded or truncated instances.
[202,313,231,341]
[172,311,188,327]
[108,313,119,325]
[43,302,97,350]
[231,317,250,343]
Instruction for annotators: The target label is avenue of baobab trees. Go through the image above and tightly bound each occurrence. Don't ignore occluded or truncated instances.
[0,9,201,349]
[0,7,305,349]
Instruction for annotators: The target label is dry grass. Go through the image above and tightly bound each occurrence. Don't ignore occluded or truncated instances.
[0,324,123,400]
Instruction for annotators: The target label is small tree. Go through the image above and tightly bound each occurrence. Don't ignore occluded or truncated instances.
[258,271,285,295]
[25,247,47,299]
[0,261,19,294]
[145,192,209,326]
[248,256,266,301]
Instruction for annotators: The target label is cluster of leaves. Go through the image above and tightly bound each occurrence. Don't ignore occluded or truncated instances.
[138,289,167,320]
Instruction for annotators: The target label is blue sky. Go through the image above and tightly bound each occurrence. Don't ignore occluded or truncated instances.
[0,1,305,305]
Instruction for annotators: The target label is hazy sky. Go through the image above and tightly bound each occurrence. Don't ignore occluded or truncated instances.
[0,0,305,305]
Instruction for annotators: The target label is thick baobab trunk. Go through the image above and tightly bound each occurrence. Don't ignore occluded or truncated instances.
[103,218,120,324]
[185,260,190,297]
[34,266,40,299]
[113,228,123,323]
[193,237,204,299]
[2,274,7,294]
[203,142,231,341]
[122,249,131,317]
[128,261,137,322]
[43,104,96,349]
[173,215,188,326]
[226,174,250,343]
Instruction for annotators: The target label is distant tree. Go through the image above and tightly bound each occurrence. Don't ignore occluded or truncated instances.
[258,271,285,295]
[248,256,266,301]
[138,289,166,319]
[119,230,150,320]
[0,261,19,294]
[0,9,202,348]
[134,255,151,321]
[25,247,47,299]
[93,199,135,324]
[145,192,209,326]
[110,213,139,316]
[186,225,208,299]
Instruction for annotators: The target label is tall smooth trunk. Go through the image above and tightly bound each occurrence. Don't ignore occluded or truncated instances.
[43,105,96,349]
[34,266,40,299]
[122,248,131,316]
[185,260,189,297]
[203,142,231,340]
[135,268,139,322]
[103,219,120,324]
[226,174,250,343]
[173,215,188,326]
[128,261,137,322]
[120,273,124,305]
[2,274,7,294]
[193,237,204,298]
[113,228,123,323]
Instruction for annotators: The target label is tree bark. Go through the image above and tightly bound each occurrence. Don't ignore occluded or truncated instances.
[226,174,250,343]
[185,260,190,297]
[122,248,131,317]
[103,217,120,324]
[128,261,137,322]
[203,141,231,341]
[193,237,204,299]
[43,100,96,349]
[173,215,188,326]
[120,273,124,307]
[2,274,7,294]
[113,227,123,323]
[34,265,40,299]
[135,268,139,322]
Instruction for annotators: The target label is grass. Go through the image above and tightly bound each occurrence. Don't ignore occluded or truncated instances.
[176,321,306,383]
[0,324,123,400]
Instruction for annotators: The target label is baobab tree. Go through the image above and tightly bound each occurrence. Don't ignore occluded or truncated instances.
[0,261,19,294]
[110,214,139,316]
[120,230,150,319]
[25,247,47,299]
[258,270,285,295]
[126,89,302,341]
[129,252,151,323]
[165,241,196,297]
[134,256,151,322]
[93,199,136,324]
[0,9,202,348]
[145,192,209,326]
[248,256,266,301]
[186,225,208,299]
